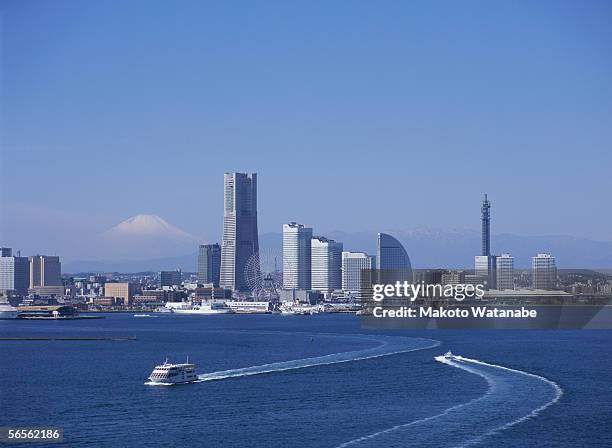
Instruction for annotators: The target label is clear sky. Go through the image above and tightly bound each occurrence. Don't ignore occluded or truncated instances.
[1,0,611,259]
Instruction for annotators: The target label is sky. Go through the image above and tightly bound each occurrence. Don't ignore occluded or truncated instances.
[1,0,611,260]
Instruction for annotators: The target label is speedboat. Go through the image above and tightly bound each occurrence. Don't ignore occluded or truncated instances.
[145,358,198,385]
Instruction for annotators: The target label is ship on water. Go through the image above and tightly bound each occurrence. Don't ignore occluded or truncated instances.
[0,302,19,319]
[168,301,233,315]
[145,358,198,385]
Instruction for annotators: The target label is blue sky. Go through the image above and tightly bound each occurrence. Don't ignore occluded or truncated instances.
[1,0,611,259]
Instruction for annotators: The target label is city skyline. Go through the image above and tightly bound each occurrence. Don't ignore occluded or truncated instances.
[2,1,612,258]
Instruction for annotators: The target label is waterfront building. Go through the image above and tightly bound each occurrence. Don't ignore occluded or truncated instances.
[0,248,29,295]
[29,255,61,288]
[341,251,374,293]
[282,222,312,290]
[159,270,182,287]
[311,237,343,292]
[220,172,259,291]
[496,253,514,290]
[532,253,557,290]
[376,233,412,284]
[104,282,135,305]
[198,244,221,286]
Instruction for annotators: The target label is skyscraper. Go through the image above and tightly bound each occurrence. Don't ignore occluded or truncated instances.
[341,251,374,293]
[481,194,491,256]
[532,253,557,290]
[496,253,514,290]
[376,233,412,283]
[0,248,29,295]
[29,255,62,288]
[198,244,221,286]
[220,172,259,292]
[282,223,312,290]
[311,237,343,292]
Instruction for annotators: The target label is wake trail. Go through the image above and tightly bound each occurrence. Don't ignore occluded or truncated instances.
[197,334,440,382]
[337,354,562,448]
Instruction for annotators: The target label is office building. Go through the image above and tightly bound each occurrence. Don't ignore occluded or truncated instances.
[104,282,135,305]
[496,253,514,290]
[341,251,374,293]
[311,237,343,292]
[475,255,497,289]
[532,253,557,290]
[220,172,259,291]
[159,270,182,287]
[282,222,312,290]
[198,244,221,286]
[29,255,62,288]
[376,233,412,284]
[0,248,29,295]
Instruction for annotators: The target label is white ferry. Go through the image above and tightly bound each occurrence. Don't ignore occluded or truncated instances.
[170,301,233,315]
[0,303,19,319]
[146,358,198,385]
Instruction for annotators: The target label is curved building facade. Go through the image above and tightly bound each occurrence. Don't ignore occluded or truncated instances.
[376,233,412,283]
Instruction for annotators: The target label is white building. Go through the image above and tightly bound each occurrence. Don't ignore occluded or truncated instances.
[282,222,312,290]
[311,237,343,292]
[532,253,557,290]
[475,255,496,289]
[496,253,514,290]
[0,248,29,296]
[341,252,374,293]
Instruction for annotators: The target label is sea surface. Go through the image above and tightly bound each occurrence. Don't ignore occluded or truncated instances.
[1,313,610,447]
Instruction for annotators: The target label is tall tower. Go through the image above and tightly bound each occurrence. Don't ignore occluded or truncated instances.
[220,172,259,292]
[282,223,312,290]
[311,237,343,292]
[481,194,491,256]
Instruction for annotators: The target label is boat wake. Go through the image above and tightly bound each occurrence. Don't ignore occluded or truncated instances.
[197,334,440,382]
[337,354,562,448]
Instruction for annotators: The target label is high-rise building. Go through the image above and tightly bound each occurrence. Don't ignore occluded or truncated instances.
[311,237,343,292]
[282,223,312,290]
[0,248,29,295]
[376,233,412,284]
[159,270,182,287]
[220,172,259,292]
[29,255,61,288]
[341,251,374,293]
[475,255,497,289]
[532,253,557,290]
[481,194,491,256]
[496,253,514,290]
[198,244,221,286]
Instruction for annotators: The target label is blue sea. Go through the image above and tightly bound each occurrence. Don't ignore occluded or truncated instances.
[1,313,610,447]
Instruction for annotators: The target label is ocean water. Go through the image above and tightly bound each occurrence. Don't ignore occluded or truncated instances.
[0,314,610,447]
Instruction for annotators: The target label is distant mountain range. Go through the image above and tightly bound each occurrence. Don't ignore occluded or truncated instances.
[64,229,612,273]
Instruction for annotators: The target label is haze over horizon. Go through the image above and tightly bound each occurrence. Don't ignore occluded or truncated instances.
[2,1,611,259]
